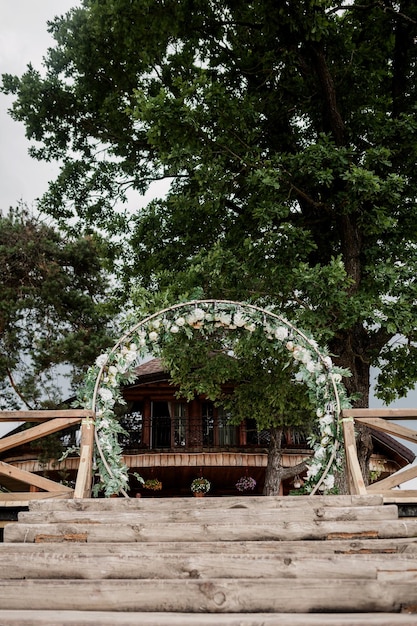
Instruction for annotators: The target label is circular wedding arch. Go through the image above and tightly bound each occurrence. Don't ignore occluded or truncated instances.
[82,299,350,497]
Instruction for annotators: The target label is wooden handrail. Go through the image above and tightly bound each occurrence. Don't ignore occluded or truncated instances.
[340,409,417,498]
[341,408,417,419]
[0,409,95,422]
[0,409,95,500]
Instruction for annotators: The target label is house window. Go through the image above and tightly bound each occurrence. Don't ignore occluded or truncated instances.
[151,401,187,448]
[118,402,143,449]
[217,407,237,446]
[173,402,187,447]
[202,402,214,446]
[246,418,270,445]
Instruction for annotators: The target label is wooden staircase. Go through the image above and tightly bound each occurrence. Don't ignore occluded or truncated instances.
[1,494,417,625]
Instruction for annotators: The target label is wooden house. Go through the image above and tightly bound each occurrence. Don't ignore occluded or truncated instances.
[1,357,415,497]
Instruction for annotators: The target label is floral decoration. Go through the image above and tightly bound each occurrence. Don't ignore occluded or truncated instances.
[191,477,211,494]
[236,476,257,492]
[77,299,351,497]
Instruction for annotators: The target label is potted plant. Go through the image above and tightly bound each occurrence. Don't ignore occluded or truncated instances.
[235,476,257,493]
[191,477,211,496]
[143,478,163,491]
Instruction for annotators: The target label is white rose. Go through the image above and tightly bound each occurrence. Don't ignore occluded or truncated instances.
[170,324,179,334]
[319,414,333,426]
[322,473,335,490]
[274,326,289,341]
[233,312,247,327]
[315,446,326,460]
[194,308,205,321]
[306,360,318,373]
[323,356,333,369]
[306,463,321,478]
[148,331,159,342]
[175,317,185,326]
[95,354,108,368]
[99,388,113,402]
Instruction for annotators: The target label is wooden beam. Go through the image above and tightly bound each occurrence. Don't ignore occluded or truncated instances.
[347,444,367,496]
[342,418,367,495]
[0,410,95,422]
[73,415,95,498]
[341,408,417,420]
[367,464,417,493]
[6,518,417,543]
[0,461,73,492]
[0,418,82,454]
[351,417,417,445]
[0,611,415,626]
[0,578,416,613]
[0,493,72,505]
[74,445,92,499]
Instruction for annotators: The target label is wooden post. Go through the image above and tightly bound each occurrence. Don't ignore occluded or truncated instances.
[342,418,367,495]
[74,415,95,498]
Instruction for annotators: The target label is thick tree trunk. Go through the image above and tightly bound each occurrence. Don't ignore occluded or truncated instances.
[263,426,308,495]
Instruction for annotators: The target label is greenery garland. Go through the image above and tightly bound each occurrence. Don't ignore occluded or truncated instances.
[77,299,351,496]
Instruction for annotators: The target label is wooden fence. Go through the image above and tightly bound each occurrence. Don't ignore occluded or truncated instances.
[0,410,95,502]
[342,408,417,499]
[1,408,417,501]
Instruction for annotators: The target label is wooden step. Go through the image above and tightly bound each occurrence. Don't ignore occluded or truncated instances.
[1,535,417,557]
[1,611,417,625]
[5,517,417,543]
[26,493,385,511]
[2,494,417,620]
[0,578,416,612]
[2,543,417,580]
[17,504,399,525]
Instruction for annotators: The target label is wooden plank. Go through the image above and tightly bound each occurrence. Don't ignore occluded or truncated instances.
[0,578,416,613]
[368,465,417,492]
[73,412,95,498]
[0,493,71,505]
[0,461,74,493]
[74,445,92,499]
[0,418,82,454]
[0,410,95,422]
[2,547,417,581]
[25,494,385,512]
[5,518,417,543]
[0,611,416,626]
[342,418,367,495]
[341,408,417,419]
[383,491,417,503]
[2,537,417,556]
[347,443,367,495]
[16,504,400,526]
[353,417,417,444]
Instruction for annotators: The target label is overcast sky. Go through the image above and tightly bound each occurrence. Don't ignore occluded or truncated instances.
[0,0,80,211]
[1,2,417,479]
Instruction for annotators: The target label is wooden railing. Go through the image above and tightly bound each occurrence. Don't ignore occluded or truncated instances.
[0,410,95,502]
[341,408,417,498]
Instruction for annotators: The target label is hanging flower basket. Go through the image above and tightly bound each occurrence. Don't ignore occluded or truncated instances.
[143,478,162,491]
[191,477,211,494]
[236,476,257,492]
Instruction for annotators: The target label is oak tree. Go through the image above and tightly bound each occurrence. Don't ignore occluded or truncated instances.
[3,0,417,486]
